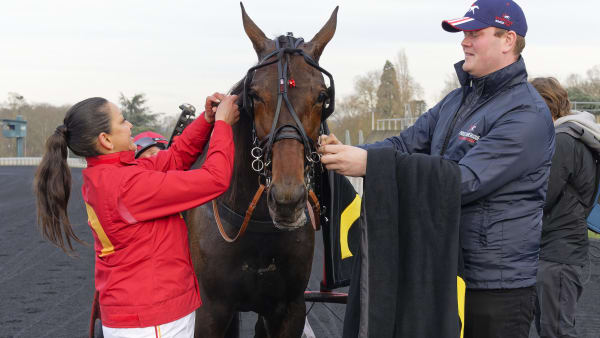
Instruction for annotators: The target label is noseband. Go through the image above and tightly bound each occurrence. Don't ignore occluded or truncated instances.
[213,33,333,242]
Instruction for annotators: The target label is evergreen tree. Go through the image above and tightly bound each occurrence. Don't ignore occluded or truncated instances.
[375,60,401,119]
[118,93,158,134]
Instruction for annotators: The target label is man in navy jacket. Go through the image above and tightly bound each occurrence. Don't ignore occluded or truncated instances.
[319,1,554,337]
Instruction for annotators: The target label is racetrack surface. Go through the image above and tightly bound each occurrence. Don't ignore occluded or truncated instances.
[1,165,598,337]
[0,166,345,337]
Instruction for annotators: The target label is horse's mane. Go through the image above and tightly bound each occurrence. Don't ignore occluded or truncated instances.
[230,78,245,97]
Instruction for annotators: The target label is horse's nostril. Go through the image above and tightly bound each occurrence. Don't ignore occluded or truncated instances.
[269,183,306,207]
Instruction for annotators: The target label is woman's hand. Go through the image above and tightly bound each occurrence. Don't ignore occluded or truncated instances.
[215,94,240,126]
[204,93,226,123]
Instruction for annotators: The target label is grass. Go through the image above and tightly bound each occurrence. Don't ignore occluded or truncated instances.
[589,230,600,239]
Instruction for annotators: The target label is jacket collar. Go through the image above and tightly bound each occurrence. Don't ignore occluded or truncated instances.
[86,151,136,167]
[454,56,528,96]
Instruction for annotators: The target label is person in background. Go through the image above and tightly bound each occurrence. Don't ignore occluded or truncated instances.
[531,77,600,338]
[133,131,168,159]
[34,93,239,338]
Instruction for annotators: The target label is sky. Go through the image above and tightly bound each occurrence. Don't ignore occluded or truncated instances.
[1,0,599,117]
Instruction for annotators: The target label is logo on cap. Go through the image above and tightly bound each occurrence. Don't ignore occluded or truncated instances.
[495,13,513,27]
[469,3,479,14]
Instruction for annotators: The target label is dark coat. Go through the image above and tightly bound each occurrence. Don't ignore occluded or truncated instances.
[343,148,464,338]
[363,57,555,289]
[541,121,600,265]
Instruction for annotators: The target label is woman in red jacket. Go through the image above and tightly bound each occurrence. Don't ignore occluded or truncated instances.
[34,93,238,337]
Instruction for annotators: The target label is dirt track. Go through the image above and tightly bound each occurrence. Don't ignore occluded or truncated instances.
[1,165,598,337]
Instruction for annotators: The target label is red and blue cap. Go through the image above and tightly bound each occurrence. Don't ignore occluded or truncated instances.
[442,0,527,37]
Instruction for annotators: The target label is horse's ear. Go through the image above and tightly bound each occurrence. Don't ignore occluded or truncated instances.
[241,2,269,58]
[308,6,338,62]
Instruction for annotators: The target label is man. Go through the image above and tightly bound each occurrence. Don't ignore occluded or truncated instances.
[319,1,554,337]
[133,131,168,159]
[531,77,600,338]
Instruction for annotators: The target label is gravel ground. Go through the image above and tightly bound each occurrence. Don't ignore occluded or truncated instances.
[1,165,598,337]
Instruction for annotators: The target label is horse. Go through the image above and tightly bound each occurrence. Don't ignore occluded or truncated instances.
[185,3,338,337]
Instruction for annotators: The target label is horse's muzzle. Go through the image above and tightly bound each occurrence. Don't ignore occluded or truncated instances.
[267,183,307,229]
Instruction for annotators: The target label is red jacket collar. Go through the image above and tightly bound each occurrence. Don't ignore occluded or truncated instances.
[86,151,136,167]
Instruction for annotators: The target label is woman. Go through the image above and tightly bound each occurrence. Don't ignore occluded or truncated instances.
[531,77,600,338]
[34,93,239,337]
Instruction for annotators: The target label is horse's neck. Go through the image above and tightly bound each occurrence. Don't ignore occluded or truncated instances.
[220,117,271,219]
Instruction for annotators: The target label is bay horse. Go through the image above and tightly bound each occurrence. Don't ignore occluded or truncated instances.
[185,3,338,337]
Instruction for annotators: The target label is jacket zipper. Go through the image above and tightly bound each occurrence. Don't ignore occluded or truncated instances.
[440,84,470,156]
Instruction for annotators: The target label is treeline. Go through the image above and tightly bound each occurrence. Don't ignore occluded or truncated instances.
[0,93,177,157]
[2,63,599,156]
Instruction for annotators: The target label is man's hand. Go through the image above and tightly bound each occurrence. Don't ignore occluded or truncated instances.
[319,133,342,146]
[204,92,226,123]
[215,94,240,126]
[319,143,367,177]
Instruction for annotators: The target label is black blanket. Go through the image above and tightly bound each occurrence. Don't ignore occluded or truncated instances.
[343,148,465,338]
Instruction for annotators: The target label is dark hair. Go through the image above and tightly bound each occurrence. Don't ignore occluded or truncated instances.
[530,77,571,120]
[34,97,111,254]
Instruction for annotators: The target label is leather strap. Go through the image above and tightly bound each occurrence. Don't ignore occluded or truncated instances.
[213,184,266,243]
[307,189,321,231]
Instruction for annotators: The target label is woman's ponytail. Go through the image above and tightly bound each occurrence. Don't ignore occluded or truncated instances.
[34,125,82,254]
[34,97,110,254]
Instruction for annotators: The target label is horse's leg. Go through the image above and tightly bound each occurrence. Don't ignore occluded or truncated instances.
[193,299,235,338]
[262,297,306,338]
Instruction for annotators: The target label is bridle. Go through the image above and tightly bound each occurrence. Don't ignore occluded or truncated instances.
[213,33,334,242]
[244,33,334,186]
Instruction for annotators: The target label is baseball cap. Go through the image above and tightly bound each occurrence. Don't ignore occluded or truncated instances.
[133,131,168,158]
[442,0,527,37]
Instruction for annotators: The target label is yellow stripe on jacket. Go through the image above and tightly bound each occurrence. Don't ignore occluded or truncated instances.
[85,202,115,257]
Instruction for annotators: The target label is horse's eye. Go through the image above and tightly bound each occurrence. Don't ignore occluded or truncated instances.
[248,91,262,103]
[317,92,328,103]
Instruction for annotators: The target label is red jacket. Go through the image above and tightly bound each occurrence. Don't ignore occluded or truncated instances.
[82,116,234,328]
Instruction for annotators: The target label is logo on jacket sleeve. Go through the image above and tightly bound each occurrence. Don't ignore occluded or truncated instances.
[458,124,480,144]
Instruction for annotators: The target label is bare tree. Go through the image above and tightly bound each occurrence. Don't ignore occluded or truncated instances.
[565,65,600,106]
[329,71,381,145]
[395,49,424,115]
[353,70,380,116]
[438,73,461,102]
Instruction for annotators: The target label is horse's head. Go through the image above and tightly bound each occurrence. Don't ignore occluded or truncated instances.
[239,3,337,229]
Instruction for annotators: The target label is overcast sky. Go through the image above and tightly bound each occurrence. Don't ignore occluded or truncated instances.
[1,0,599,117]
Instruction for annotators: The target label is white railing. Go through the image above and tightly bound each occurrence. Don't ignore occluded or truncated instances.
[572,101,600,113]
[0,157,87,168]
[375,117,419,131]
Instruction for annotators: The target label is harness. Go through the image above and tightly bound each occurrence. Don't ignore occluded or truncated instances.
[213,33,334,242]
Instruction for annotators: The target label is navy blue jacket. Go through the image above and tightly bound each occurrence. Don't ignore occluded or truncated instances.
[364,57,555,289]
